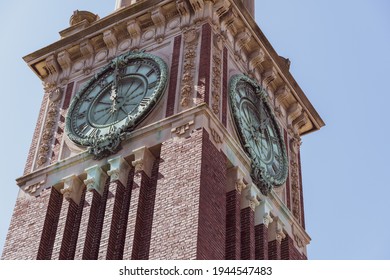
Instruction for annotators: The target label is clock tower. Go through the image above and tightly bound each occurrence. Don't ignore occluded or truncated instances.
[2,0,324,260]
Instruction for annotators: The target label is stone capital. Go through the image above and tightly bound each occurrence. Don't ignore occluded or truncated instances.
[242,183,260,211]
[132,146,156,178]
[227,166,246,193]
[254,199,274,227]
[61,175,84,205]
[84,165,108,196]
[107,156,131,185]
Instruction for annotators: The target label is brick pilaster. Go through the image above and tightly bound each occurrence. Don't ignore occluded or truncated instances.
[268,239,281,260]
[225,189,241,259]
[255,224,268,260]
[37,188,63,260]
[240,207,255,260]
[59,196,85,260]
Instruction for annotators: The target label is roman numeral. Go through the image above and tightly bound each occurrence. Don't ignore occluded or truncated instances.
[146,69,155,77]
[88,128,100,138]
[78,123,88,132]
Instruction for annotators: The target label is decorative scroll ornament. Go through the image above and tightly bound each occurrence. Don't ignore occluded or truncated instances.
[65,51,168,159]
[180,28,199,107]
[36,86,63,167]
[229,74,288,195]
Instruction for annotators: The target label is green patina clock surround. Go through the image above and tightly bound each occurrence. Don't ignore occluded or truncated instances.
[229,74,288,195]
[65,51,168,159]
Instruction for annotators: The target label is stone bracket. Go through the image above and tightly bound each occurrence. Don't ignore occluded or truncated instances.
[44,54,60,87]
[84,165,108,196]
[127,19,142,49]
[57,50,72,84]
[227,165,247,193]
[80,39,95,74]
[176,0,191,27]
[103,29,118,60]
[189,0,205,21]
[132,146,156,178]
[242,183,260,211]
[61,174,84,205]
[151,6,166,42]
[254,199,274,228]
[107,156,131,185]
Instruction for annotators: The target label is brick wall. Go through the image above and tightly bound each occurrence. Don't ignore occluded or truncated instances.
[2,188,53,259]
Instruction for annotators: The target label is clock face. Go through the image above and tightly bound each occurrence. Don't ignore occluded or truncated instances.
[229,75,288,195]
[66,51,168,159]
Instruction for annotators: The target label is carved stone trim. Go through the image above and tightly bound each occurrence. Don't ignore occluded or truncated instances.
[211,36,222,116]
[23,181,44,196]
[108,156,131,184]
[84,165,108,196]
[255,199,274,227]
[290,157,301,222]
[171,120,194,136]
[276,228,286,243]
[80,39,95,74]
[180,28,199,108]
[61,175,84,205]
[235,178,246,194]
[263,212,274,228]
[36,87,63,168]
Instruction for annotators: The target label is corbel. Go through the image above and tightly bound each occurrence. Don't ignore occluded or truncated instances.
[254,199,274,228]
[151,6,166,42]
[57,50,72,84]
[176,0,191,28]
[103,29,118,60]
[189,0,205,21]
[60,174,84,205]
[269,216,286,243]
[127,19,142,49]
[274,85,291,107]
[44,54,60,87]
[234,28,251,54]
[80,39,95,74]
[84,165,108,196]
[242,183,260,211]
[261,65,277,90]
[248,49,265,74]
[213,0,230,21]
[107,156,131,186]
[227,165,247,193]
[132,146,156,178]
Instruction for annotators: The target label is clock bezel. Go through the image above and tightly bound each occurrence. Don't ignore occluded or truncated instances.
[65,51,168,158]
[229,74,288,195]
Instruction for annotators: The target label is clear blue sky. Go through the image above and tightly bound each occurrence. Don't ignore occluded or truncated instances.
[0,0,389,260]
